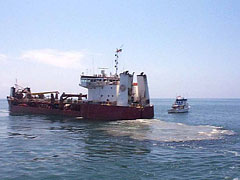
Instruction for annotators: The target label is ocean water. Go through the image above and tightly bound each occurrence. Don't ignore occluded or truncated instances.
[0,99,239,180]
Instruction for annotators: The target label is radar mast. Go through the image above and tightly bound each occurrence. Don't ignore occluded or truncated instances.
[114,46,123,76]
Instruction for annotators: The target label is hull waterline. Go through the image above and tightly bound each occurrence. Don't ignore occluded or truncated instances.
[8,101,154,120]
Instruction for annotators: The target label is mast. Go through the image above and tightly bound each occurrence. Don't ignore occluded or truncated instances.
[114,47,122,76]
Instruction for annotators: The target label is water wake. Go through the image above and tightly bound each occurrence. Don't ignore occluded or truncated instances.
[102,119,234,142]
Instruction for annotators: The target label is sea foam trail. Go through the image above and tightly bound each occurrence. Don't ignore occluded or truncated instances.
[102,119,234,142]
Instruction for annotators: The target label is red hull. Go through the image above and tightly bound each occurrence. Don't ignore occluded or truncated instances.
[8,103,154,120]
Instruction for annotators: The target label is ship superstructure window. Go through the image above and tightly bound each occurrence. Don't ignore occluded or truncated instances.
[81,79,91,83]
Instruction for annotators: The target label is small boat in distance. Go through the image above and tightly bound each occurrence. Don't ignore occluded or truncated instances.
[168,96,190,113]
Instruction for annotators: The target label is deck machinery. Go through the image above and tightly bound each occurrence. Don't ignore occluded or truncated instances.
[7,49,154,120]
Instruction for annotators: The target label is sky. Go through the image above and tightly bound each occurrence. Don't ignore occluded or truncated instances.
[0,0,240,98]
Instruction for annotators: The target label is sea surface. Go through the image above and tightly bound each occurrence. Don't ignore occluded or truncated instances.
[0,99,239,180]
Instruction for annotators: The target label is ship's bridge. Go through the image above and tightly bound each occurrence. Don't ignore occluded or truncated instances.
[80,75,120,88]
[79,74,120,103]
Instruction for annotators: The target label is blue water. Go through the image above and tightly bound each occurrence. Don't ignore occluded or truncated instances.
[0,99,239,180]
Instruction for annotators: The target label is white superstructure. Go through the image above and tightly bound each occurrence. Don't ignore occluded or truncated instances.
[79,48,151,107]
[117,71,133,106]
[79,71,119,103]
[79,71,151,107]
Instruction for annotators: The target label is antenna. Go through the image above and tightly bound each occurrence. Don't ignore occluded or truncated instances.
[15,78,24,90]
[114,45,123,76]
[98,67,108,77]
[98,67,108,70]
[15,78,18,89]
[92,56,95,75]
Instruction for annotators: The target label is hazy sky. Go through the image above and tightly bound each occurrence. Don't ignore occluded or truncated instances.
[0,0,240,98]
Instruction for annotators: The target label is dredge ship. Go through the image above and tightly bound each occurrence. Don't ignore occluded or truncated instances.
[7,49,154,120]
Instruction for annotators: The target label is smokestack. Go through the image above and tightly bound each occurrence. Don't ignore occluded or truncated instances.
[137,73,150,106]
[117,71,133,106]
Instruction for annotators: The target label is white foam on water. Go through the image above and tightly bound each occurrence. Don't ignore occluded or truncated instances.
[103,119,235,142]
[0,110,9,117]
[226,151,240,157]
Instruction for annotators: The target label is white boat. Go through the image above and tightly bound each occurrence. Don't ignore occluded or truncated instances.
[168,96,190,113]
